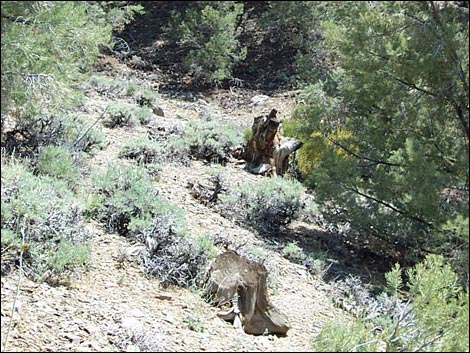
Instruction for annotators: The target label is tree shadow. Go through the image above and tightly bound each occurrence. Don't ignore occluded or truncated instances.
[262,221,401,287]
[117,1,299,95]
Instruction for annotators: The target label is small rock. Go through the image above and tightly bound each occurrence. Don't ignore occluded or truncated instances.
[153,106,165,117]
[250,95,270,106]
[122,317,143,331]
[83,340,101,351]
[12,300,23,313]
[73,318,84,325]
[128,308,144,318]
[64,333,81,343]
[126,344,141,352]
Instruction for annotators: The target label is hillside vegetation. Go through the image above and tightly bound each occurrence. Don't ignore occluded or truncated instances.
[1,1,468,352]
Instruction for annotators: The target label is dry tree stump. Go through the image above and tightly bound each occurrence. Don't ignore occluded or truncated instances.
[205,251,290,335]
[244,109,303,176]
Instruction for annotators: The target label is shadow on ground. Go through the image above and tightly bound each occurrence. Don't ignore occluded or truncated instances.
[257,221,402,288]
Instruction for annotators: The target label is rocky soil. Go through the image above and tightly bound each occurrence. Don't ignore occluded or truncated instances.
[1,55,374,352]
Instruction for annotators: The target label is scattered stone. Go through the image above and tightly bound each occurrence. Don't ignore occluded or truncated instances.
[153,106,165,117]
[122,317,143,331]
[125,344,141,352]
[250,95,270,106]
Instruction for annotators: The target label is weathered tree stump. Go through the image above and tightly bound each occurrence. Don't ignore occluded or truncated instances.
[205,251,290,335]
[243,109,303,176]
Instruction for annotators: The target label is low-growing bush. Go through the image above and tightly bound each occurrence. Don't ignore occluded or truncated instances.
[194,233,218,261]
[88,164,213,287]
[1,155,89,282]
[220,176,305,234]
[35,145,81,188]
[314,255,469,352]
[103,102,152,128]
[136,88,159,108]
[83,75,132,98]
[312,320,379,352]
[87,164,184,237]
[52,239,89,272]
[140,224,214,288]
[282,241,306,261]
[135,106,154,125]
[2,112,105,156]
[169,119,244,163]
[83,75,156,106]
[282,241,327,278]
[119,136,164,165]
[146,118,244,165]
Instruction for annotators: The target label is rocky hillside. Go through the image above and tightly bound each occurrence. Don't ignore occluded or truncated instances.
[1,53,387,352]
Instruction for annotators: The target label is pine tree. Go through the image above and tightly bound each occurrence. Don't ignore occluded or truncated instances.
[285,1,469,266]
[1,1,111,118]
[1,1,143,152]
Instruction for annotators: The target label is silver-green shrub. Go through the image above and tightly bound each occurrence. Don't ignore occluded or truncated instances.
[1,156,88,282]
[220,176,305,234]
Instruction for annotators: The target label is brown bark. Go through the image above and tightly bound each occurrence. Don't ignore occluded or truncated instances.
[205,251,290,335]
[244,109,303,176]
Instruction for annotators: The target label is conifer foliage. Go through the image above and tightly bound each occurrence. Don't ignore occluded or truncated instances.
[284,1,469,266]
[1,1,142,152]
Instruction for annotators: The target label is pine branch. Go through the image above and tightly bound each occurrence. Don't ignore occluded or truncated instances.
[323,133,404,167]
[2,15,31,25]
[345,185,434,227]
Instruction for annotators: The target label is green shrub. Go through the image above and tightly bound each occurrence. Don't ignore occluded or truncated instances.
[143,162,163,178]
[88,164,218,288]
[403,255,469,352]
[84,75,152,103]
[104,102,153,128]
[166,1,246,83]
[314,255,469,352]
[184,316,205,333]
[83,75,132,98]
[435,215,469,282]
[1,228,22,250]
[136,88,159,108]
[135,106,154,125]
[52,239,89,272]
[142,228,214,288]
[284,2,469,268]
[1,228,22,275]
[220,176,305,234]
[282,241,306,261]
[243,127,253,142]
[260,2,332,87]
[35,145,81,187]
[2,111,105,156]
[88,164,186,238]
[103,102,140,128]
[194,233,217,261]
[282,241,327,277]
[119,136,164,165]
[1,2,111,118]
[168,119,244,164]
[1,2,142,156]
[1,155,88,282]
[98,2,144,33]
[241,244,269,263]
[64,112,106,153]
[125,80,139,96]
[129,54,146,68]
[312,320,379,352]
